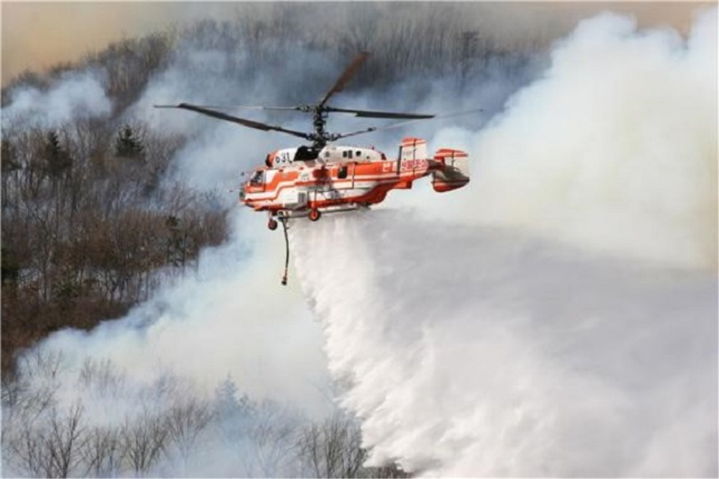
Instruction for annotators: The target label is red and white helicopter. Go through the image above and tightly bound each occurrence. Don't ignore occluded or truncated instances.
[157,53,476,284]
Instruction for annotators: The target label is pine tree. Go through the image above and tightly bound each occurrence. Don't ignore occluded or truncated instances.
[214,375,240,416]
[214,375,256,441]
[43,131,72,178]
[1,247,20,286]
[114,124,145,159]
[1,140,20,173]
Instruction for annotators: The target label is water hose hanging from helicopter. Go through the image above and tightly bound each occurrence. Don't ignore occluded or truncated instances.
[280,217,290,286]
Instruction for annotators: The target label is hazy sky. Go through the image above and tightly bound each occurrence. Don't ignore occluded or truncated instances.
[0,2,707,85]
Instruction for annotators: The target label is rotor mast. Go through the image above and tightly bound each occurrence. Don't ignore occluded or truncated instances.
[307,51,370,148]
[310,107,330,148]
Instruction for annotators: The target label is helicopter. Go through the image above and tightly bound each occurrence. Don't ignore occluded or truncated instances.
[156,52,476,284]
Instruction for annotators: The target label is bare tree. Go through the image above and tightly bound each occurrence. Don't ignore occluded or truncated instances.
[5,403,86,478]
[296,411,367,478]
[77,358,127,398]
[46,403,86,477]
[163,397,214,472]
[238,400,300,477]
[120,412,168,475]
[78,426,123,477]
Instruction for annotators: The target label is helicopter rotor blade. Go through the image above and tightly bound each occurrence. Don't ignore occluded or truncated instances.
[325,107,434,119]
[332,107,485,141]
[318,52,370,108]
[155,104,303,112]
[154,103,311,140]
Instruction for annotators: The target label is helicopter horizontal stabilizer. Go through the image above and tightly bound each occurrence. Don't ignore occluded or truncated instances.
[432,148,470,193]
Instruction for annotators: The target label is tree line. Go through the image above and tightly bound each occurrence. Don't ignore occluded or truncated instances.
[2,3,538,109]
[1,121,228,374]
[1,353,410,477]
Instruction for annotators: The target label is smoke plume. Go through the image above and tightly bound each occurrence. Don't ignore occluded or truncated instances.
[2,69,112,128]
[34,210,330,413]
[292,9,717,476]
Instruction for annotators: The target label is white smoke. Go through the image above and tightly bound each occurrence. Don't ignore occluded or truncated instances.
[384,9,717,271]
[1,69,112,128]
[3,210,332,476]
[292,9,717,477]
[34,209,330,415]
[469,10,717,270]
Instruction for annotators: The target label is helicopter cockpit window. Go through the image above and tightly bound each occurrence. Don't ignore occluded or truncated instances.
[294,145,320,162]
[250,171,264,185]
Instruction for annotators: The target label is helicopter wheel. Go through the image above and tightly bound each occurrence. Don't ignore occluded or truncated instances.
[308,209,321,222]
[267,218,278,230]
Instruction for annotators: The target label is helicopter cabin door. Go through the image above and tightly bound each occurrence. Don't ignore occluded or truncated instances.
[334,161,355,189]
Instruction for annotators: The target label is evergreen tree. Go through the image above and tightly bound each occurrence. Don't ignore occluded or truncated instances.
[43,131,72,178]
[114,124,144,159]
[214,375,257,441]
[214,375,240,416]
[1,140,20,173]
[1,247,20,286]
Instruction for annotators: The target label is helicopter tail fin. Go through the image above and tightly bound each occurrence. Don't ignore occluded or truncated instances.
[399,137,428,161]
[432,148,470,193]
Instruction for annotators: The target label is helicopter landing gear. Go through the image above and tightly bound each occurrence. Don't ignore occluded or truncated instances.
[267,218,278,230]
[308,209,322,222]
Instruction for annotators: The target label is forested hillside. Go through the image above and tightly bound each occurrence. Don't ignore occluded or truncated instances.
[1,3,537,376]
[1,90,227,373]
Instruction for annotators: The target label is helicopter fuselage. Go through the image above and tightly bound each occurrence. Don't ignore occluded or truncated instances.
[239,137,469,223]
